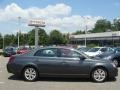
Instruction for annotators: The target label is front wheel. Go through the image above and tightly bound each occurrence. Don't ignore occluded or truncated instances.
[91,68,107,82]
[23,67,38,81]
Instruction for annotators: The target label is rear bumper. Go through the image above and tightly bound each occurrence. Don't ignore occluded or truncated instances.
[7,63,22,76]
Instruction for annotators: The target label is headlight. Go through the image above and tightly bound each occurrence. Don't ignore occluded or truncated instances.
[103,56,112,60]
[111,63,116,68]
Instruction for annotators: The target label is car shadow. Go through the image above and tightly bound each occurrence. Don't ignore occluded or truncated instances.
[8,75,23,81]
[8,75,117,83]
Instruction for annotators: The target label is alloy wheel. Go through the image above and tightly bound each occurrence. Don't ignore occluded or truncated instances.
[23,67,38,81]
[92,68,107,82]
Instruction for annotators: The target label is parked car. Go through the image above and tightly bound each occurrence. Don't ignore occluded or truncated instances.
[17,47,31,54]
[3,47,16,57]
[84,47,113,57]
[77,47,91,52]
[7,47,118,82]
[96,47,120,67]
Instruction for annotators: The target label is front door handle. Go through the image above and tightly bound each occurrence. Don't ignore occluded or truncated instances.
[62,62,65,65]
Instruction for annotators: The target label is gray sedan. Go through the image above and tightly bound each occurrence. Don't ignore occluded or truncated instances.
[7,47,118,82]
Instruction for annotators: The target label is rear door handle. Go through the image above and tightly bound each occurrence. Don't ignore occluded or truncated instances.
[62,62,65,64]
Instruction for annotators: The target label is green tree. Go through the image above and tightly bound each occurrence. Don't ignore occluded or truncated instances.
[19,33,29,46]
[38,28,49,45]
[62,33,69,44]
[0,34,3,49]
[28,28,48,46]
[4,34,17,47]
[28,30,35,45]
[49,30,64,45]
[113,18,120,31]
[91,19,112,33]
[72,30,85,35]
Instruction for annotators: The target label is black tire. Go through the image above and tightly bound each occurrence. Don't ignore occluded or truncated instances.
[91,68,107,83]
[23,67,38,81]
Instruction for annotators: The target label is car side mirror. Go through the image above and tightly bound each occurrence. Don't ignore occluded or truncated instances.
[79,56,86,60]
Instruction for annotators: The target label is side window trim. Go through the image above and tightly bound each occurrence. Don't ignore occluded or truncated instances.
[34,48,58,57]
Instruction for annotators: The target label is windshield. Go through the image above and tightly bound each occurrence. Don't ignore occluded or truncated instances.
[88,48,100,52]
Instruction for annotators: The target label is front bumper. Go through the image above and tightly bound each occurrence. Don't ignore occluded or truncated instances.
[109,67,118,78]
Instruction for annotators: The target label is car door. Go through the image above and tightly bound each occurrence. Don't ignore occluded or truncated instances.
[34,48,63,74]
[58,48,90,76]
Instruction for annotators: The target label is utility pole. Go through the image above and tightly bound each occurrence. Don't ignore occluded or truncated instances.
[84,17,90,47]
[18,16,21,48]
[3,35,4,50]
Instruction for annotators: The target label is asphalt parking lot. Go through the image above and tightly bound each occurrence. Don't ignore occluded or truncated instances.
[0,56,120,90]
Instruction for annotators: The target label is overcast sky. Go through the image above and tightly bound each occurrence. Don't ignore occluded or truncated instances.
[0,0,120,35]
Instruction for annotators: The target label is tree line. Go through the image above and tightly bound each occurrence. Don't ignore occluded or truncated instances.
[0,29,69,49]
[72,18,120,34]
[0,18,120,49]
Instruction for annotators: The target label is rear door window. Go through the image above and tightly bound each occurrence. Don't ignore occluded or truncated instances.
[34,48,57,57]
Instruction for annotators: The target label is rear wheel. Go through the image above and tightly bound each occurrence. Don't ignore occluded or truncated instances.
[91,68,107,82]
[23,67,38,81]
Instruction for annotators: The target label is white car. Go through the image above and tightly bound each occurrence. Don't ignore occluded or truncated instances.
[84,47,113,57]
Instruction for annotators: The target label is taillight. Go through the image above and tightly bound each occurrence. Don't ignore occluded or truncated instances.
[9,56,15,63]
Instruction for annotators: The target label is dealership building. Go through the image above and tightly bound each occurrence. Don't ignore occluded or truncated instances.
[69,31,120,46]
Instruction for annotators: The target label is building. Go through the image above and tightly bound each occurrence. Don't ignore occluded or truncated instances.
[69,31,120,46]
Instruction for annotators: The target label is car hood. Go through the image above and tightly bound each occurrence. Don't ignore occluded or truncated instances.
[84,52,99,57]
[88,57,112,63]
[96,52,114,58]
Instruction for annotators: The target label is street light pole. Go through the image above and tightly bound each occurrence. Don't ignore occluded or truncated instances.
[3,35,4,50]
[84,17,90,47]
[18,16,21,48]
[85,25,87,47]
